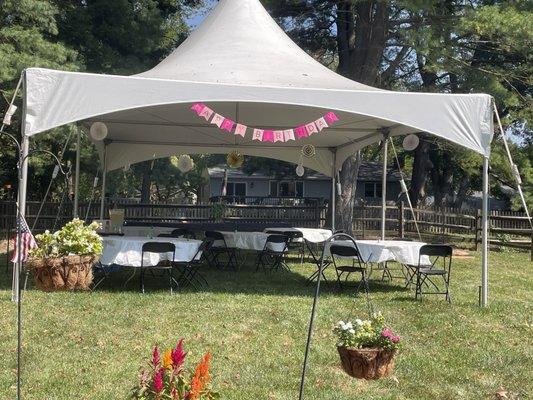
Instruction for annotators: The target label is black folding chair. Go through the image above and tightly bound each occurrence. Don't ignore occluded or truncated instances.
[140,242,177,294]
[266,230,305,263]
[414,244,453,302]
[175,238,212,289]
[204,231,238,269]
[91,262,121,290]
[330,243,369,295]
[255,234,290,273]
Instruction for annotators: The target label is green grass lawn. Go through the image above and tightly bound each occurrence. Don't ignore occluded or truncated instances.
[0,250,531,399]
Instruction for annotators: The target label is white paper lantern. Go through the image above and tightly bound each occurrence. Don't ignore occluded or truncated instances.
[295,164,305,177]
[176,154,194,173]
[90,122,108,141]
[402,134,419,151]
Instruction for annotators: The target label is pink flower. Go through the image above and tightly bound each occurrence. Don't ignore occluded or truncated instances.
[381,328,393,339]
[152,346,161,367]
[153,368,164,393]
[392,335,401,344]
[172,339,187,371]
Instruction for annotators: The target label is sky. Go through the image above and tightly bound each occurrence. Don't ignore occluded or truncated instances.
[185,1,217,29]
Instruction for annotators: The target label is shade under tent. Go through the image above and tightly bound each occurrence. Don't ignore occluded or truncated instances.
[16,0,497,306]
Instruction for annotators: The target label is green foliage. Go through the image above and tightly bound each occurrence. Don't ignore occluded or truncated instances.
[31,218,103,258]
[333,312,401,350]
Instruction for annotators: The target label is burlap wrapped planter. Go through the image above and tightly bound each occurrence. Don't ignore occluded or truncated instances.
[29,255,97,292]
[337,346,396,380]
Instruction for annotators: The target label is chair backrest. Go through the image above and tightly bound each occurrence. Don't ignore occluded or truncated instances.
[142,242,176,254]
[419,244,453,269]
[264,234,289,253]
[329,244,360,258]
[204,231,227,248]
[420,244,453,257]
[171,228,196,239]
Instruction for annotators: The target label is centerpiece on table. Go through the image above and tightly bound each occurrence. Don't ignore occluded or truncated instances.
[28,219,103,291]
[334,312,400,380]
[132,338,219,400]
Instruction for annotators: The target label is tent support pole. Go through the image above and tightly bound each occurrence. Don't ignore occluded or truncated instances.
[99,144,107,221]
[331,150,336,231]
[481,155,489,307]
[73,131,81,218]
[381,132,389,240]
[493,105,532,228]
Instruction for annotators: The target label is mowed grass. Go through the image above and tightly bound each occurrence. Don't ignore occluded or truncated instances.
[0,250,531,399]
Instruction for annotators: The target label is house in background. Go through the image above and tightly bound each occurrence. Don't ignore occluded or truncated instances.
[208,162,405,204]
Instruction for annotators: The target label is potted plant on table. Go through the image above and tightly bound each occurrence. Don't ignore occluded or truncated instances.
[28,219,103,291]
[333,312,400,380]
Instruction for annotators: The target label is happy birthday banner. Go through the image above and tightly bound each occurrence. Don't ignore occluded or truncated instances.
[190,103,339,143]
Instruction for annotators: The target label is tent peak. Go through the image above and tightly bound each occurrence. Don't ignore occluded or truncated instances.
[136,0,376,91]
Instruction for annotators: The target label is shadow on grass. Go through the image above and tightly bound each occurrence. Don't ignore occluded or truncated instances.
[0,254,413,299]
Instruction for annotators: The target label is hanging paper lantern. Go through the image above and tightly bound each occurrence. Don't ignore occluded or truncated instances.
[173,155,194,173]
[90,122,108,141]
[301,144,316,158]
[227,151,244,169]
[402,134,419,151]
[295,164,305,177]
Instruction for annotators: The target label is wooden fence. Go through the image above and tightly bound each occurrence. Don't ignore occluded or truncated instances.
[1,200,530,258]
[354,203,532,258]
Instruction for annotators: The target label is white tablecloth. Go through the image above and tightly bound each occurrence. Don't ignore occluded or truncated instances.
[100,236,202,267]
[326,240,429,265]
[220,231,270,251]
[263,227,332,243]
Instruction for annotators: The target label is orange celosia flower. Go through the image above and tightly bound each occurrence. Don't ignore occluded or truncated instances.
[162,348,173,370]
[189,352,211,400]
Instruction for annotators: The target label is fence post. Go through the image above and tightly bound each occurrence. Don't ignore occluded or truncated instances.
[361,203,366,239]
[398,201,404,238]
[530,230,532,262]
[475,209,480,251]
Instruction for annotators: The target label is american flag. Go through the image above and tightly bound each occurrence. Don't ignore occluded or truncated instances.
[10,215,37,263]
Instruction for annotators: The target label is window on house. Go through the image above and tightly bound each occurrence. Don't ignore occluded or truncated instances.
[270,181,304,197]
[364,182,382,198]
[227,182,246,196]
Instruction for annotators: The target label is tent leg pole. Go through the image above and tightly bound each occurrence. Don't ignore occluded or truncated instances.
[298,256,325,400]
[481,156,489,307]
[73,131,81,218]
[381,134,389,240]
[99,144,107,221]
[331,151,336,232]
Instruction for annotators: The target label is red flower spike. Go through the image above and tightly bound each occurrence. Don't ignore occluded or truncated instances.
[172,339,187,371]
[153,368,164,393]
[152,346,161,367]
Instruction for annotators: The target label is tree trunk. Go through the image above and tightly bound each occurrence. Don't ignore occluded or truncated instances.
[409,138,432,206]
[454,174,470,208]
[140,161,152,203]
[334,152,362,234]
[333,0,389,235]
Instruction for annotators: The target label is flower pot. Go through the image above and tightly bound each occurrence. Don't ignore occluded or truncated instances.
[29,255,97,292]
[337,346,396,380]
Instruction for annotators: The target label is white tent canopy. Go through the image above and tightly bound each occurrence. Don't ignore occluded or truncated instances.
[15,0,496,307]
[23,0,493,177]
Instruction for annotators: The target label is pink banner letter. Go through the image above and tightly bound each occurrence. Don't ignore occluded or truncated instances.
[234,124,247,137]
[324,111,339,125]
[262,130,274,142]
[274,131,284,143]
[283,129,295,141]
[295,126,308,139]
[211,113,224,127]
[252,129,264,141]
[315,117,328,131]
[221,118,235,133]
